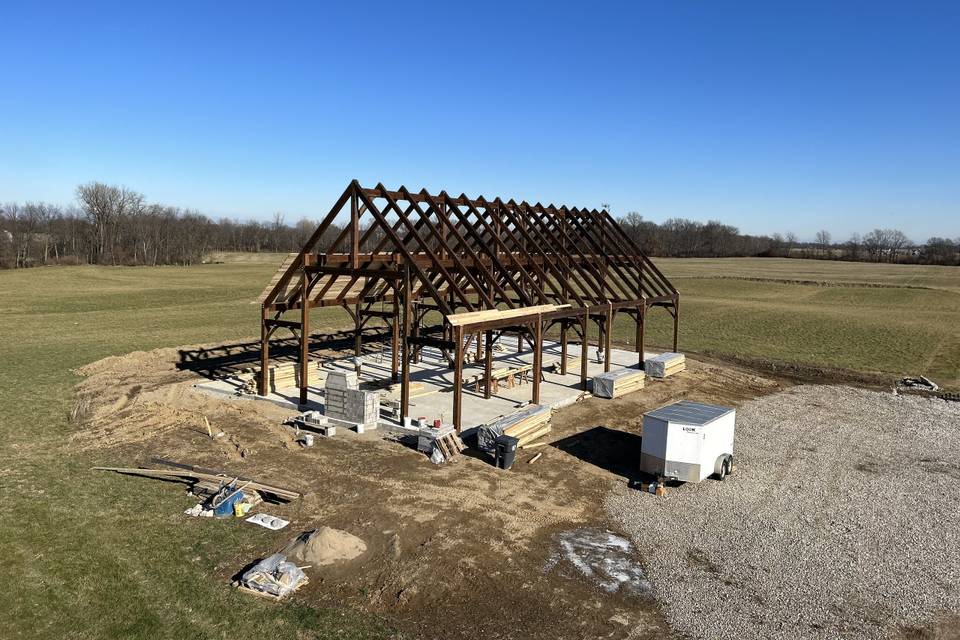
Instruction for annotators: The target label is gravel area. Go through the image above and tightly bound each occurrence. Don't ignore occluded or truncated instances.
[606,385,960,639]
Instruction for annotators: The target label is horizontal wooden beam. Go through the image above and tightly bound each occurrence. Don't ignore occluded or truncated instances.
[306,265,402,279]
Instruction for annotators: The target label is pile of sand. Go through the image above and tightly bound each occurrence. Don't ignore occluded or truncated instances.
[284,527,367,566]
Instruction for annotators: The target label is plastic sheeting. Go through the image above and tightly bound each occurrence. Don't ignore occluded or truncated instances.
[591,368,643,399]
[475,405,550,452]
[240,553,306,598]
[644,352,684,378]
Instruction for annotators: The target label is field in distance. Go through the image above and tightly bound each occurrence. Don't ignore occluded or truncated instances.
[206,253,959,387]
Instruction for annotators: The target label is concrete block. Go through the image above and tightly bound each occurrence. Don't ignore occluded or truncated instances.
[326,371,358,390]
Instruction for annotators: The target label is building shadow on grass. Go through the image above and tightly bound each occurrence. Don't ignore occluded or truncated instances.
[175,328,391,380]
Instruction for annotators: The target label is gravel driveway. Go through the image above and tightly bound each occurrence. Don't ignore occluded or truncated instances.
[606,385,960,639]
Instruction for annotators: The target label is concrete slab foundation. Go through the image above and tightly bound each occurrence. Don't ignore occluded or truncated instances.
[194,336,666,434]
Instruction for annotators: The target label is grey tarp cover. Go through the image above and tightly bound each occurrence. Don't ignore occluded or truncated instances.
[592,368,644,398]
[475,404,549,452]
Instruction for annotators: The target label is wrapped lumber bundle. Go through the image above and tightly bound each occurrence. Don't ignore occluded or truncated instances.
[644,352,685,379]
[592,368,645,399]
[476,404,552,451]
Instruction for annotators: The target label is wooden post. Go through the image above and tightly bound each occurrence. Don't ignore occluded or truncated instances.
[672,299,680,352]
[259,306,269,395]
[412,305,421,364]
[532,317,542,404]
[484,330,493,399]
[354,300,362,357]
[391,293,400,382]
[453,326,464,432]
[350,189,359,269]
[580,311,589,391]
[516,330,523,353]
[637,302,646,369]
[475,331,482,363]
[560,320,568,375]
[401,267,412,419]
[604,304,613,373]
[299,268,310,406]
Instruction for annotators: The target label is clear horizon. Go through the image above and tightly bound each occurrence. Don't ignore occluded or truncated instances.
[1,1,957,242]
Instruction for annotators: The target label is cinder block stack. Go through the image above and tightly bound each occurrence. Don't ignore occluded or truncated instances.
[417,424,455,453]
[324,371,379,429]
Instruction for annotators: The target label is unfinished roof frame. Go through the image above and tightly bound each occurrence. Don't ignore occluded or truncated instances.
[257,180,680,431]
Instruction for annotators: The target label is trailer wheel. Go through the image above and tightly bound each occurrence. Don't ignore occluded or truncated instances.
[715,457,729,481]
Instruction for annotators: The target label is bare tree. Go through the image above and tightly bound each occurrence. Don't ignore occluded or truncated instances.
[844,233,862,261]
[815,230,831,257]
[923,237,957,265]
[76,182,144,264]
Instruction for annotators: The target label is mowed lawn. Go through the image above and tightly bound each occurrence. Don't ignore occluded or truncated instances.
[630,258,960,387]
[0,257,957,638]
[0,265,385,640]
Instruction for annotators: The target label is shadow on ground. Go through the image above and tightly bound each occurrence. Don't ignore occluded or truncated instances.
[552,426,648,484]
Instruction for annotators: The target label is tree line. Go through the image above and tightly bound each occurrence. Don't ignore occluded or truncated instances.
[1,182,957,267]
[617,212,959,265]
[0,182,348,268]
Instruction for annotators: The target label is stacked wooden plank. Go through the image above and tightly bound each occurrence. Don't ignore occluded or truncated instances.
[644,352,685,379]
[500,405,552,446]
[592,368,645,399]
[238,361,325,393]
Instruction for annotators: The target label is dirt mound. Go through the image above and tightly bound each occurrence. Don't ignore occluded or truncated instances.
[69,345,293,453]
[284,527,367,566]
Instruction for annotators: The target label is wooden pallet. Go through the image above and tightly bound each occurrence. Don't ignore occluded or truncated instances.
[433,432,466,460]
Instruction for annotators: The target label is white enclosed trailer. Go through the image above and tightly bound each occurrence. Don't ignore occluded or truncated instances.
[640,401,736,482]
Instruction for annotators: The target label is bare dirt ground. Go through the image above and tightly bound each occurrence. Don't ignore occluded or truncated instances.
[71,342,783,640]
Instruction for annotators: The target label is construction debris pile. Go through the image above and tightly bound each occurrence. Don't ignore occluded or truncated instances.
[417,421,466,464]
[238,553,309,600]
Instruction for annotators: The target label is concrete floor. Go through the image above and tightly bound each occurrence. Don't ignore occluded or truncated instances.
[195,335,662,433]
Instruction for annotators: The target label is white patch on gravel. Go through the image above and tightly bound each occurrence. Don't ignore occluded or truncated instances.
[546,528,652,596]
[605,385,960,639]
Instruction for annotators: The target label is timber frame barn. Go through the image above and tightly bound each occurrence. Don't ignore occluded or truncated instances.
[257,180,680,431]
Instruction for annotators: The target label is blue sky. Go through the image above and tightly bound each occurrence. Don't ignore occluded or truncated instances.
[1,1,957,241]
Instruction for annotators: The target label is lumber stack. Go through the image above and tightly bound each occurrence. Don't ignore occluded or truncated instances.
[644,352,685,379]
[500,404,552,446]
[475,404,552,451]
[239,361,325,393]
[592,368,645,399]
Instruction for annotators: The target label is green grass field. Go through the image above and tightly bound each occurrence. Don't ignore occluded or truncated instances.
[1,256,957,639]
